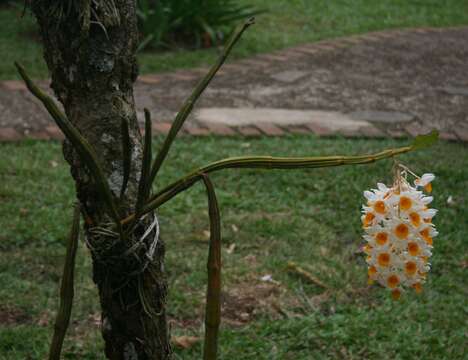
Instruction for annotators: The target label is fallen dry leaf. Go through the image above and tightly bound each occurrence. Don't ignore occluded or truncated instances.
[287,261,329,289]
[226,243,236,254]
[172,335,201,349]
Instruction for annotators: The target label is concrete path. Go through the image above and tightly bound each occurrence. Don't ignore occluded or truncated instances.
[1,26,468,141]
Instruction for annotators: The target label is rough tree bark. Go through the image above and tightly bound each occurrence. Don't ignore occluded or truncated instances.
[30,1,171,358]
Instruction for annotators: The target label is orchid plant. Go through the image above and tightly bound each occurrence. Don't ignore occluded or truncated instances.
[15,18,438,360]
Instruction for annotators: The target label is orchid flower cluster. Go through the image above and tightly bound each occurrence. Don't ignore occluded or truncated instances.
[362,168,437,300]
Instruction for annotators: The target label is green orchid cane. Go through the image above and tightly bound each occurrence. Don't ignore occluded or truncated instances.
[147,18,255,188]
[48,204,81,360]
[120,118,132,200]
[201,175,222,360]
[14,63,121,227]
[134,108,153,221]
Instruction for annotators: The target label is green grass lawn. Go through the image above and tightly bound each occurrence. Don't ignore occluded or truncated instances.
[0,136,466,359]
[1,0,468,80]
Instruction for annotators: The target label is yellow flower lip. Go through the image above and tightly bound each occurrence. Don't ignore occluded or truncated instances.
[391,288,402,300]
[387,274,400,288]
[405,261,417,275]
[373,200,386,214]
[408,242,420,256]
[409,212,421,227]
[395,223,409,239]
[375,232,388,246]
[378,253,391,266]
[399,196,412,211]
[368,265,377,276]
[412,283,423,294]
[362,212,375,227]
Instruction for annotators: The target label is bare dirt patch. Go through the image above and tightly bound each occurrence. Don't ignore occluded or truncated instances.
[221,280,285,326]
[0,304,31,326]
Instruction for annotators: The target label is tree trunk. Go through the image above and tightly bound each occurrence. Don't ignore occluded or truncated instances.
[30,1,171,358]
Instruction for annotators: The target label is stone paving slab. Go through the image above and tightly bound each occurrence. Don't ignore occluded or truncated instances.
[196,108,372,132]
[1,26,468,142]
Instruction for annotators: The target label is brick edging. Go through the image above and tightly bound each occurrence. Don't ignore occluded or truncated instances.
[2,121,462,142]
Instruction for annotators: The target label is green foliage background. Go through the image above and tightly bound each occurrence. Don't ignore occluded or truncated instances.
[1,0,468,79]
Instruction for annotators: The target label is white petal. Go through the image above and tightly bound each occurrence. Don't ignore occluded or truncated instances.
[421,196,433,205]
[364,191,376,201]
[377,183,389,192]
[421,208,438,218]
[420,173,435,185]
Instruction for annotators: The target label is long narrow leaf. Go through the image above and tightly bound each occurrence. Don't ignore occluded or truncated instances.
[147,17,255,186]
[135,108,153,220]
[120,132,438,224]
[202,175,222,360]
[120,118,132,200]
[48,204,80,360]
[15,62,121,224]
[412,130,439,150]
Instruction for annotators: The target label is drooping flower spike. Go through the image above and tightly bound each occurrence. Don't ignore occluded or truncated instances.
[362,165,437,300]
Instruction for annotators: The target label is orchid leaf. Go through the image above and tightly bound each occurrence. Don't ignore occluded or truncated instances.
[411,130,439,150]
